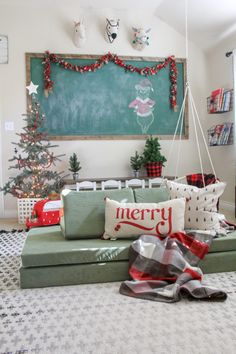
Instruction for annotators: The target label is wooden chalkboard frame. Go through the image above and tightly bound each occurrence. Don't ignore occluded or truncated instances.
[26,53,188,140]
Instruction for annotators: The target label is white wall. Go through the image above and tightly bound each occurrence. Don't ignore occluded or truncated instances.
[206,33,236,207]
[0,1,209,216]
[0,82,3,217]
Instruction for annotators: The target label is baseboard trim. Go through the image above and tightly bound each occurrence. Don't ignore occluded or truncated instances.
[3,210,18,219]
[220,200,235,213]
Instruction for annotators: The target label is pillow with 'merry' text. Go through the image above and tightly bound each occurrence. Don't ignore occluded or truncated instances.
[103,198,186,240]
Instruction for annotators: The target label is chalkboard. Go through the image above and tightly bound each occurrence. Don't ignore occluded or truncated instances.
[26,53,188,140]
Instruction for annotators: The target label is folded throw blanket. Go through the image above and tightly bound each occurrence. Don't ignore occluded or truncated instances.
[119,232,227,303]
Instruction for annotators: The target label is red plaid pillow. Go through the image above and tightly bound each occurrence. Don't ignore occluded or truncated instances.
[186,174,218,188]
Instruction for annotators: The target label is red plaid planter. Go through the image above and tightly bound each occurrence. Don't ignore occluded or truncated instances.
[145,162,162,177]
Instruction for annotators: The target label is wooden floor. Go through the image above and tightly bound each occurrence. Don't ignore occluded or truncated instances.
[0,218,22,230]
[0,207,235,230]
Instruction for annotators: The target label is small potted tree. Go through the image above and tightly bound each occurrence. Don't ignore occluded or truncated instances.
[130,151,143,178]
[142,136,167,177]
[69,153,82,180]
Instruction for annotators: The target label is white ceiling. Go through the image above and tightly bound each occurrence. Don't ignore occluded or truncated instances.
[1,0,236,51]
[156,0,236,51]
[79,0,236,51]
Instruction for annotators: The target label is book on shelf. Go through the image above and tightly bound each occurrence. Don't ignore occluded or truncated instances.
[218,122,233,145]
[221,90,231,112]
[208,122,233,146]
[209,88,224,113]
[209,88,232,113]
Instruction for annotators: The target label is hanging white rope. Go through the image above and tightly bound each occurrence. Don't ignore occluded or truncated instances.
[164,85,188,176]
[189,86,217,177]
[162,0,217,183]
[163,0,190,180]
[188,88,205,186]
[185,0,204,184]
[173,0,189,179]
[185,0,189,75]
[174,91,185,179]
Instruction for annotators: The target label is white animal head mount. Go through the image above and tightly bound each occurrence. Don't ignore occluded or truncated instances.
[132,27,151,50]
[105,18,120,43]
[73,19,86,48]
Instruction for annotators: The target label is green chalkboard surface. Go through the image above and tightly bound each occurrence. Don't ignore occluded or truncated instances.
[26,53,188,140]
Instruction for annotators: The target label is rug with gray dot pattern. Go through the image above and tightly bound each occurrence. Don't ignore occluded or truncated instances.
[1,231,236,354]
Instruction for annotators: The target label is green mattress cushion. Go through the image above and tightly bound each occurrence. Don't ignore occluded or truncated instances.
[60,188,135,239]
[134,186,170,203]
[209,230,236,252]
[20,261,130,289]
[22,226,236,270]
[22,226,132,268]
[20,250,236,289]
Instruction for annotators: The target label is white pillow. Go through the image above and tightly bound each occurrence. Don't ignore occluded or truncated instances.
[103,197,186,240]
[165,180,226,232]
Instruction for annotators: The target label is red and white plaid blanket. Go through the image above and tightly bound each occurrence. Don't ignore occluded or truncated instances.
[119,232,227,303]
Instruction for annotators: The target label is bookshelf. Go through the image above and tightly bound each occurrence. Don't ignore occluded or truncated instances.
[208,122,233,146]
[207,88,233,114]
[207,88,234,146]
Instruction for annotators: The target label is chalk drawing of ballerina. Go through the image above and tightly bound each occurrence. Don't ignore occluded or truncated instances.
[128,79,156,134]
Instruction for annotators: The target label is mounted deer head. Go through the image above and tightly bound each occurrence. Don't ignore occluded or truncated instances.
[105,18,120,43]
[73,19,86,48]
[132,27,151,50]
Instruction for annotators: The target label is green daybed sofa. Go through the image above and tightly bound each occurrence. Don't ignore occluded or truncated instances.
[20,187,236,289]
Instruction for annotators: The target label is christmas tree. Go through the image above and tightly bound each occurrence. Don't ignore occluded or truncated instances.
[68,153,82,174]
[130,151,143,171]
[142,135,167,165]
[0,92,64,198]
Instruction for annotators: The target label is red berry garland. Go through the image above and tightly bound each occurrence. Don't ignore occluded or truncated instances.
[43,51,178,110]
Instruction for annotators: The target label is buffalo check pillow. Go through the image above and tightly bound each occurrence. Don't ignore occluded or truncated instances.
[103,197,186,240]
[164,179,226,233]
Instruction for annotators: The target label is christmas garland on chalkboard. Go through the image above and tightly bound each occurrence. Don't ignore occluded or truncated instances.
[43,51,177,110]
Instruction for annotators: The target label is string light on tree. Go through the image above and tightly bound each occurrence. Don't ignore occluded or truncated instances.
[0,85,65,199]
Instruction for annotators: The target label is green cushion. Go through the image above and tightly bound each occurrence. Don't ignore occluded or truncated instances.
[20,249,236,288]
[209,230,236,252]
[200,250,236,274]
[60,188,135,239]
[20,226,236,288]
[134,186,170,203]
[22,226,132,267]
[20,261,130,289]
[22,226,236,269]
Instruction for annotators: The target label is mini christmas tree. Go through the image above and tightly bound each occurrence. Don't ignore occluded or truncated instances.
[69,153,82,180]
[130,151,143,171]
[69,153,82,173]
[142,135,167,166]
[0,93,64,198]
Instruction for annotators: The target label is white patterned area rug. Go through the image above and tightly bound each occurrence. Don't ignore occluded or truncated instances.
[1,231,236,354]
